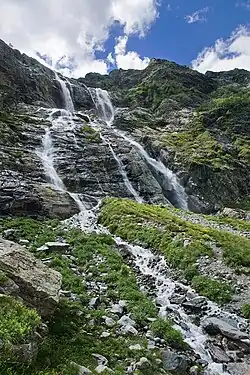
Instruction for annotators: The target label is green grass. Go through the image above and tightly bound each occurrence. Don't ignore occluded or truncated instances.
[99,198,248,302]
[0,217,61,251]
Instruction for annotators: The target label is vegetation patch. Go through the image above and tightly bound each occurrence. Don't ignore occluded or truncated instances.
[99,198,249,301]
[0,295,40,345]
[191,276,233,304]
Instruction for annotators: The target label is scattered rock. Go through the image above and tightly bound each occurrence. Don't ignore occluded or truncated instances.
[136,357,151,370]
[104,317,115,327]
[37,242,70,253]
[95,365,112,373]
[129,344,143,350]
[89,297,100,309]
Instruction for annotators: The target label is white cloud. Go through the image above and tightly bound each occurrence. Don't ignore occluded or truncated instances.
[185,7,209,24]
[0,0,158,76]
[192,26,250,73]
[113,35,150,70]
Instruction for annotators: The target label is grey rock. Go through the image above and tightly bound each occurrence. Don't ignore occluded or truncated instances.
[95,365,112,374]
[206,342,231,363]
[118,315,136,327]
[0,237,62,318]
[70,362,92,375]
[202,318,250,343]
[92,354,108,366]
[0,278,20,296]
[105,317,115,327]
[119,324,138,335]
[182,297,207,312]
[129,344,143,350]
[136,357,151,370]
[44,242,70,252]
[110,303,123,314]
[162,350,189,373]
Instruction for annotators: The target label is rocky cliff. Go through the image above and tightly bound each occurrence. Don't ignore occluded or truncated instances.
[0,39,250,216]
[1,39,250,375]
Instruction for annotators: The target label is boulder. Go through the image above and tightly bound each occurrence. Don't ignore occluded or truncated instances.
[206,342,231,363]
[202,318,250,344]
[0,237,62,318]
[162,350,190,373]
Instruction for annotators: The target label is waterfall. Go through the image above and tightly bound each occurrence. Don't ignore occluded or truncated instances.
[92,88,188,210]
[55,72,74,113]
[95,88,115,124]
[91,88,142,203]
[36,109,85,213]
[107,142,143,203]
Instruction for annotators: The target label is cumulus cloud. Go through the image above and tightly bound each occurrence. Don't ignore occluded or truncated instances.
[0,0,158,76]
[112,35,150,70]
[192,26,250,73]
[185,7,209,24]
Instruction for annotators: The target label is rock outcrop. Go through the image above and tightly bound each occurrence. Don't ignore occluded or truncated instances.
[0,237,62,318]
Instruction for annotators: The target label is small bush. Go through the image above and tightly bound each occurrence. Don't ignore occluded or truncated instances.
[241,304,250,319]
[191,276,233,304]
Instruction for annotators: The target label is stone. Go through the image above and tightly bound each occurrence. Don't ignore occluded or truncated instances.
[182,297,207,312]
[162,350,189,373]
[70,362,93,375]
[40,242,70,252]
[136,357,151,370]
[89,297,100,309]
[129,344,143,350]
[105,317,115,327]
[0,278,20,296]
[92,354,108,365]
[189,365,200,375]
[110,303,123,314]
[95,365,113,373]
[119,325,138,335]
[202,318,250,344]
[118,315,136,327]
[206,342,231,363]
[100,332,110,338]
[0,237,62,318]
[19,239,30,245]
[13,342,38,363]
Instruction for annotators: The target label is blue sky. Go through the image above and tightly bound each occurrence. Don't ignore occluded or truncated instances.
[0,0,250,76]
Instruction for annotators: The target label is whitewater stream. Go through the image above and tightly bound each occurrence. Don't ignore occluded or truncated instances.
[35,75,248,375]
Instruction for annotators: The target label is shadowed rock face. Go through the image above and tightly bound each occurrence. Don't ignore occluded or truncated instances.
[0,237,62,318]
[0,39,250,216]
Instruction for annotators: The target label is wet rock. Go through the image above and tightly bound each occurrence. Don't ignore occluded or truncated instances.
[227,363,250,375]
[76,113,90,122]
[0,237,62,318]
[206,342,231,363]
[162,350,190,373]
[182,297,207,312]
[202,318,250,344]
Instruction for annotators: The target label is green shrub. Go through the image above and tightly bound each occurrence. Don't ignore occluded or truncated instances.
[150,318,186,349]
[191,276,233,304]
[0,295,40,344]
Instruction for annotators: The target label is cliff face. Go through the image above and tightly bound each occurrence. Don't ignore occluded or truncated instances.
[0,39,250,217]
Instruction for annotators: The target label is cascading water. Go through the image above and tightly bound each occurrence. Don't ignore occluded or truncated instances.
[115,237,234,375]
[92,88,188,210]
[55,72,75,113]
[91,88,143,203]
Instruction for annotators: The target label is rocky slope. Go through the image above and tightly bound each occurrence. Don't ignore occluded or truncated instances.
[1,38,250,375]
